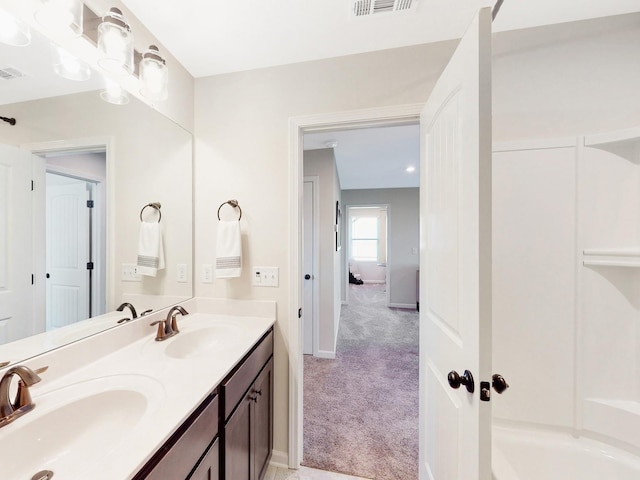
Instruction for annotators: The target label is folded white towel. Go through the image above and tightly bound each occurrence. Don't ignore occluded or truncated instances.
[137,221,165,277]
[215,220,242,278]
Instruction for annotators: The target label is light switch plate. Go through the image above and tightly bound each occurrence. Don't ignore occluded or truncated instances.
[202,264,213,283]
[177,263,188,283]
[252,266,279,287]
[122,264,142,282]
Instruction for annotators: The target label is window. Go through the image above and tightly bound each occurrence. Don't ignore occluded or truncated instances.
[351,216,379,261]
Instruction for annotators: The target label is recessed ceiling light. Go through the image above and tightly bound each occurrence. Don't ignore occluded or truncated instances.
[324,140,338,148]
[406,166,415,173]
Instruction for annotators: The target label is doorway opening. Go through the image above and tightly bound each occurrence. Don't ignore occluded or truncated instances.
[295,108,421,478]
[34,145,108,331]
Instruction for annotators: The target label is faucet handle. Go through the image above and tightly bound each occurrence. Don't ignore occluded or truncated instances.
[170,314,179,334]
[12,366,46,411]
[150,320,167,341]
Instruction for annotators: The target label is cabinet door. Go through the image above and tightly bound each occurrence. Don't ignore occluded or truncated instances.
[225,394,252,480]
[190,439,219,480]
[253,360,273,480]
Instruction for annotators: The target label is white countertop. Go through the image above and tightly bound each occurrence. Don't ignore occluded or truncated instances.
[0,298,276,480]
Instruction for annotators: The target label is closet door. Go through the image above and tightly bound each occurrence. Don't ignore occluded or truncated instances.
[419,7,493,480]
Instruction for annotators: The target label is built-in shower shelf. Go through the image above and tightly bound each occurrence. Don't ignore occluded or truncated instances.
[582,248,640,267]
[584,126,640,162]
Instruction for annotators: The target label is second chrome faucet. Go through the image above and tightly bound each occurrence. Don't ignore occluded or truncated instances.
[150,305,189,341]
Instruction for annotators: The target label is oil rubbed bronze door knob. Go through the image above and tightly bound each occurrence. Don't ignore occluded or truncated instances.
[492,374,509,394]
[304,274,311,280]
[447,369,475,393]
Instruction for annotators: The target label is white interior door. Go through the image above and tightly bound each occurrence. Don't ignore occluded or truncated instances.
[0,144,35,343]
[46,174,90,329]
[419,8,492,480]
[303,178,316,355]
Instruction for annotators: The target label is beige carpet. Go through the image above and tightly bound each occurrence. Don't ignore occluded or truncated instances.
[302,284,419,480]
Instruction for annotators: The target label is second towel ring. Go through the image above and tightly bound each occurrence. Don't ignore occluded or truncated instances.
[217,199,242,221]
[140,202,162,223]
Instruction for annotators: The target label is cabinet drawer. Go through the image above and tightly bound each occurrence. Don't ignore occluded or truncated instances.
[189,438,219,480]
[223,329,273,420]
[140,393,219,480]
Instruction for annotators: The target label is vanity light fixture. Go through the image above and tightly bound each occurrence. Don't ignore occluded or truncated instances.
[97,7,134,76]
[406,165,416,173]
[140,45,168,101]
[34,0,83,38]
[100,78,130,105]
[0,9,31,46]
[53,45,91,81]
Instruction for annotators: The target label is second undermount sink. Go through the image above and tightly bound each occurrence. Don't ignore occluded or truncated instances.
[0,374,164,479]
[164,322,245,359]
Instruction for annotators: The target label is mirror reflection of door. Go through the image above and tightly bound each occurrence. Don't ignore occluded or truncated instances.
[39,150,107,330]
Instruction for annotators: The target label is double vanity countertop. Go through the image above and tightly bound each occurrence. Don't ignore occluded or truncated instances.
[0,297,276,480]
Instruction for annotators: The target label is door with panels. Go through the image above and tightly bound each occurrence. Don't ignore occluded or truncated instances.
[419,7,493,480]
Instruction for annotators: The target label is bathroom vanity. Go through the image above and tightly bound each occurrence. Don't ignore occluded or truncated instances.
[134,328,274,480]
[0,299,276,480]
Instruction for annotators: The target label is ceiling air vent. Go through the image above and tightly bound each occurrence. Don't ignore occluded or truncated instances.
[353,0,416,17]
[0,65,26,81]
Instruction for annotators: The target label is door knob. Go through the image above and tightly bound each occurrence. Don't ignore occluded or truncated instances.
[447,369,475,393]
[492,374,509,394]
[304,274,311,280]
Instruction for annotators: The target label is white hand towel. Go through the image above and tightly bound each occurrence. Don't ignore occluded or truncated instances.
[215,220,242,278]
[137,221,165,277]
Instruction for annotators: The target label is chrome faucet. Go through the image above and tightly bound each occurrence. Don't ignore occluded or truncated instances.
[0,365,44,428]
[150,305,189,341]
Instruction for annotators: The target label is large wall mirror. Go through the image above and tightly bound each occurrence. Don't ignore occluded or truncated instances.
[0,14,193,366]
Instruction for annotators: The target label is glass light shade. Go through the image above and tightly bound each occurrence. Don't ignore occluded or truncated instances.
[140,45,168,101]
[53,45,91,81]
[34,0,83,38]
[100,78,129,105]
[97,8,134,76]
[0,9,31,46]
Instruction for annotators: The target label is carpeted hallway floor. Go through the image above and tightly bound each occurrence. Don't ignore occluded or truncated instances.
[302,284,419,480]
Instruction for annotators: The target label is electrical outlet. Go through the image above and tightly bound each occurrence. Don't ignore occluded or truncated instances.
[202,264,213,283]
[252,266,279,287]
[177,263,188,283]
[122,264,142,282]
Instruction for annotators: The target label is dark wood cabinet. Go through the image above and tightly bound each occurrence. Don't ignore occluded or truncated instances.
[222,330,274,480]
[190,439,219,480]
[134,393,219,480]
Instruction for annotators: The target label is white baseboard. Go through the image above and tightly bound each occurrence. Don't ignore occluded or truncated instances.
[270,449,288,469]
[363,280,385,284]
[314,349,336,359]
[388,302,417,309]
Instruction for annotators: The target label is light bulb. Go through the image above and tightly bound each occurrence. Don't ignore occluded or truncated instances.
[0,9,31,46]
[35,0,83,38]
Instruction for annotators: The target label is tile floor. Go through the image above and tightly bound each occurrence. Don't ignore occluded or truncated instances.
[264,465,372,480]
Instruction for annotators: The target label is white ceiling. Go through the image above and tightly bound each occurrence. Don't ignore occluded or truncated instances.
[120,0,640,78]
[304,124,420,190]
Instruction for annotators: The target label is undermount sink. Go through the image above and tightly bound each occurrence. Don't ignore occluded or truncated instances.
[0,374,164,479]
[164,322,245,359]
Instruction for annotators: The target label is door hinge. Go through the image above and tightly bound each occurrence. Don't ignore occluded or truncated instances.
[87,200,94,208]
[31,274,34,285]
[298,308,302,319]
[86,262,94,270]
[31,180,34,191]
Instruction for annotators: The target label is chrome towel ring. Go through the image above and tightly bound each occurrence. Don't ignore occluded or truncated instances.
[140,202,162,222]
[217,199,242,221]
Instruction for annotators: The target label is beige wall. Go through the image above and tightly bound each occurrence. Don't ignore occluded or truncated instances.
[193,40,456,459]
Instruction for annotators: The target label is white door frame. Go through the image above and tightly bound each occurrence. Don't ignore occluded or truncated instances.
[21,136,115,316]
[302,175,320,356]
[288,104,422,467]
